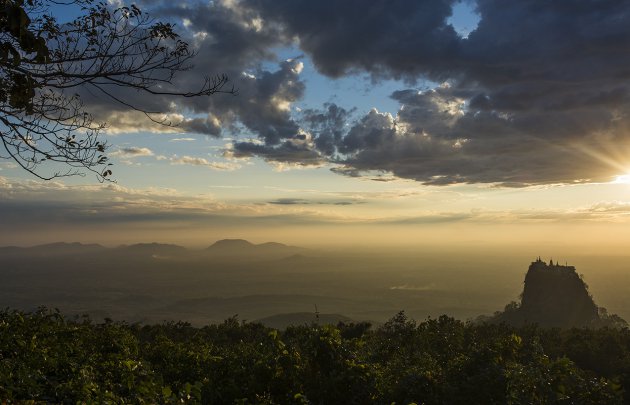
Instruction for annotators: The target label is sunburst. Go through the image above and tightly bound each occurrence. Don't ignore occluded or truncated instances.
[613,174,630,184]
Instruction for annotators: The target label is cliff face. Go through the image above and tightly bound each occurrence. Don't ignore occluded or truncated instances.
[519,259,599,328]
[490,258,626,328]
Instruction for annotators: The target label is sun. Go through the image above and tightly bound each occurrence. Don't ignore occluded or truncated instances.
[613,174,630,184]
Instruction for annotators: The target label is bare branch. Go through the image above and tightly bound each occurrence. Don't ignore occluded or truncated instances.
[0,0,235,180]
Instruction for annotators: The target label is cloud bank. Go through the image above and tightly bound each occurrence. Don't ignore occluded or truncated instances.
[85,0,630,186]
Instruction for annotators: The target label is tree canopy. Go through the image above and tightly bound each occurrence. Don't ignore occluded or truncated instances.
[0,0,233,180]
[1,308,628,403]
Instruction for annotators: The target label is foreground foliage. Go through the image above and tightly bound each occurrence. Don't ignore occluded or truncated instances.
[1,309,629,404]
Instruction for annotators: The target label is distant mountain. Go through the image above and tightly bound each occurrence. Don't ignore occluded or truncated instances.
[0,242,105,256]
[488,258,627,328]
[115,243,187,257]
[0,240,304,259]
[255,312,353,329]
[280,253,308,262]
[206,239,305,258]
[207,239,255,252]
[257,242,289,249]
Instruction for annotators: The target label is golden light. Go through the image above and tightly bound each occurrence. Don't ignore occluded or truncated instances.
[613,174,630,184]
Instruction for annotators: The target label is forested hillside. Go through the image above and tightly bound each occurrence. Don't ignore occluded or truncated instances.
[1,308,629,404]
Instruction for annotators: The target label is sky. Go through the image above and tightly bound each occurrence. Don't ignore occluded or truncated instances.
[3,0,630,250]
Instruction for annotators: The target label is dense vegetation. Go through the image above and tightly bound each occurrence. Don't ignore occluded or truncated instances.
[2,308,630,404]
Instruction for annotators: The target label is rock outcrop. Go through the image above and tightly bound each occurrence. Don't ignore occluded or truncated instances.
[489,258,627,328]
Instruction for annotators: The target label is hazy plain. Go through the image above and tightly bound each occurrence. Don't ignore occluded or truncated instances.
[1,241,629,326]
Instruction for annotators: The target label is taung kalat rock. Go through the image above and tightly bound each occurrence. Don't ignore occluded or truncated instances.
[490,258,627,328]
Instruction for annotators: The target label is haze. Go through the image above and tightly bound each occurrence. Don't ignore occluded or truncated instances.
[3,0,630,326]
[1,241,629,328]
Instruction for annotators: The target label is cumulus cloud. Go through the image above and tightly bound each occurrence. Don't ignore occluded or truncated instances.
[74,0,630,186]
[166,155,241,171]
[327,80,630,185]
[97,111,187,135]
[301,103,356,156]
[237,0,630,186]
[79,0,303,144]
[232,129,324,166]
[111,147,154,158]
[242,0,461,80]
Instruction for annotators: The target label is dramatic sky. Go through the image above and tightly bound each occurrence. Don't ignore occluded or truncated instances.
[3,0,630,249]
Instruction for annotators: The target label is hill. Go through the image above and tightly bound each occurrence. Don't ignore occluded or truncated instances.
[0,242,105,257]
[489,258,627,328]
[206,238,255,253]
[205,239,306,258]
[114,243,188,257]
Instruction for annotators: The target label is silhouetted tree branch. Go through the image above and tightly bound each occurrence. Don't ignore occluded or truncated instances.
[0,0,234,180]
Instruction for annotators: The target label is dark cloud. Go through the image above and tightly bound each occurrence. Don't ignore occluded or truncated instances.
[333,87,627,185]
[235,0,630,186]
[79,0,630,186]
[464,1,630,88]
[232,133,324,166]
[178,116,223,137]
[243,0,630,88]
[266,197,361,206]
[338,109,398,154]
[214,60,304,144]
[79,0,303,145]
[301,103,355,156]
[243,0,461,81]
[267,198,309,205]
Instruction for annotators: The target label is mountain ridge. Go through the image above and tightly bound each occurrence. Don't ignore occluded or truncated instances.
[0,239,306,258]
[205,239,306,257]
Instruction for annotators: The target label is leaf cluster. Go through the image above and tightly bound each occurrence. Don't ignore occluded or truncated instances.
[0,308,628,404]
